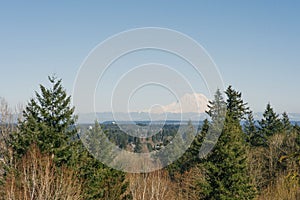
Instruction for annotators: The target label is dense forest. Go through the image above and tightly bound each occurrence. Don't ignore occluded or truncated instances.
[0,76,299,199]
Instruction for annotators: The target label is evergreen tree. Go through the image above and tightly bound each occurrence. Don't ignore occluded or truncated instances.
[244,111,264,146]
[79,121,128,200]
[134,138,143,153]
[167,120,202,174]
[281,112,293,134]
[191,119,209,160]
[225,85,249,121]
[204,89,226,156]
[294,123,300,147]
[9,76,129,199]
[11,75,78,165]
[206,89,226,124]
[160,126,187,177]
[81,121,118,166]
[202,87,255,199]
[178,119,209,173]
[259,103,283,138]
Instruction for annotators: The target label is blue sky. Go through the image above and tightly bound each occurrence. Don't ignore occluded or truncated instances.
[0,1,299,113]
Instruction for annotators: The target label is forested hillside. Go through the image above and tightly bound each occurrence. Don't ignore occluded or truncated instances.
[0,76,299,199]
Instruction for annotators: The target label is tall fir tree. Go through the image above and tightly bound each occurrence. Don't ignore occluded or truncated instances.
[11,76,129,199]
[11,75,78,165]
[259,103,283,139]
[225,85,249,121]
[244,111,264,146]
[183,119,208,171]
[202,86,255,199]
[79,121,128,200]
[281,112,293,134]
[188,119,209,164]
[81,121,118,166]
[206,89,227,124]
[161,122,192,178]
[204,89,227,156]
[168,120,204,173]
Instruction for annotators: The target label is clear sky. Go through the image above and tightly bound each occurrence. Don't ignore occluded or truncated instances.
[0,1,299,113]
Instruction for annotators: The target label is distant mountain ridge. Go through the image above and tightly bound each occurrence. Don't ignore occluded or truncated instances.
[77,92,300,123]
[77,112,208,124]
[4,112,300,124]
[77,112,300,124]
[78,92,210,123]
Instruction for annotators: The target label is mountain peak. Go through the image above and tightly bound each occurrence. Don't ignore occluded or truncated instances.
[144,93,208,114]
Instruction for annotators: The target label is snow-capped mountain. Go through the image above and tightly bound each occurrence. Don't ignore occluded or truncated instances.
[145,93,208,114]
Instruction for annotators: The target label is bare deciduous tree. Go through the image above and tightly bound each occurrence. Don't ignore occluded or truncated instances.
[127,170,173,200]
[2,144,83,200]
[126,165,205,200]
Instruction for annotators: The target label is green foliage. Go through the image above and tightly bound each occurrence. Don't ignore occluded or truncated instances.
[282,112,293,134]
[9,76,128,199]
[174,119,209,174]
[204,119,256,199]
[206,89,226,124]
[161,123,195,177]
[134,138,143,153]
[295,124,300,147]
[225,85,249,121]
[3,76,300,199]
[78,121,128,199]
[204,89,226,157]
[77,152,128,200]
[11,75,78,165]
[259,103,283,139]
[81,121,118,165]
[202,87,255,199]
[188,119,209,163]
[244,111,264,146]
[247,108,300,193]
